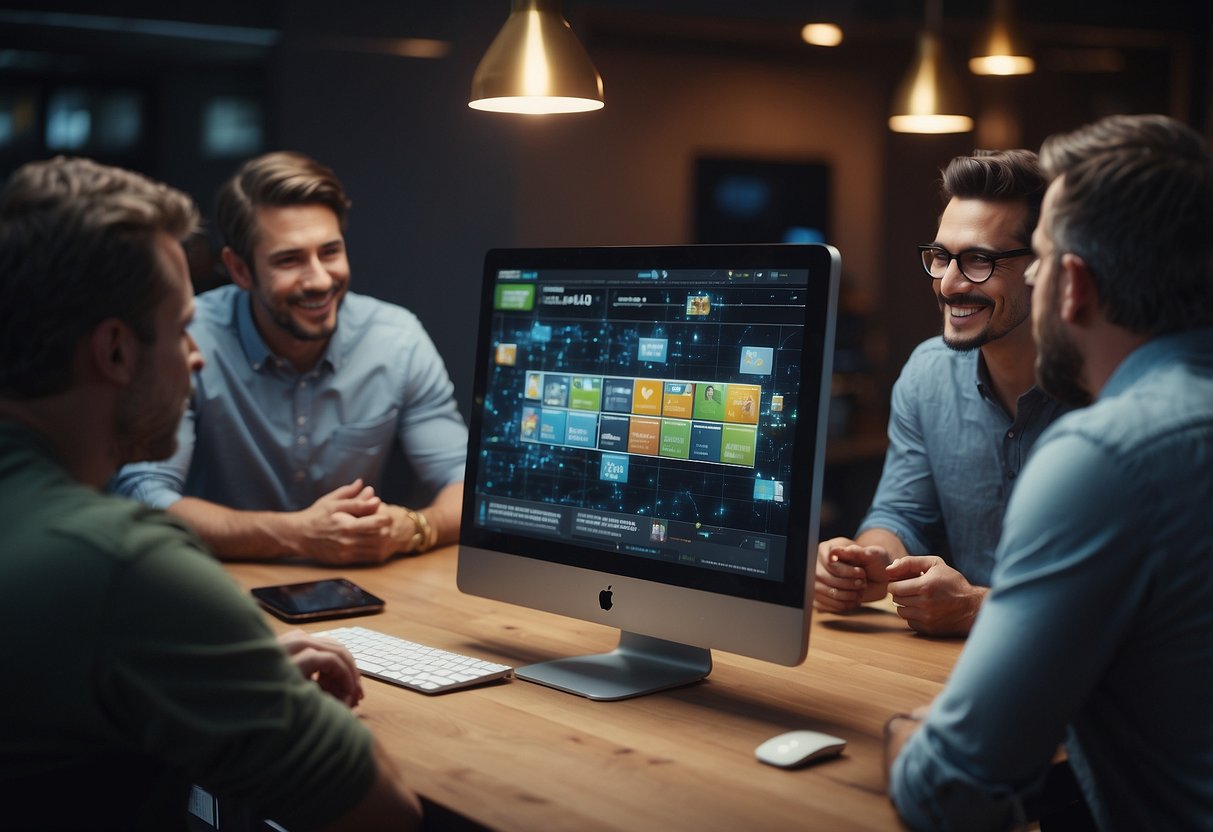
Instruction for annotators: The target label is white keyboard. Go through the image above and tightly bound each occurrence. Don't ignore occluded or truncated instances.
[314,625,513,694]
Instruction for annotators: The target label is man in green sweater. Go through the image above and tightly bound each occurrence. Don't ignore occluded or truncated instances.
[0,157,422,831]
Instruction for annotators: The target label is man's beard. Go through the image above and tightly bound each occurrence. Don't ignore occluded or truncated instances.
[1035,281,1093,407]
[272,305,337,341]
[262,287,345,342]
[942,326,988,352]
[113,358,187,464]
[938,290,1028,353]
[247,259,346,344]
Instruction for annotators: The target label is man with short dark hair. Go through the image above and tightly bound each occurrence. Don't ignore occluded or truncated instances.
[815,149,1070,635]
[886,113,1213,831]
[0,156,422,830]
[112,151,466,564]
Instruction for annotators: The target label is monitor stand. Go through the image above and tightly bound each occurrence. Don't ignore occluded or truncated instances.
[515,631,712,701]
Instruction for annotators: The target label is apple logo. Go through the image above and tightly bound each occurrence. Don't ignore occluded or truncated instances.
[598,585,613,611]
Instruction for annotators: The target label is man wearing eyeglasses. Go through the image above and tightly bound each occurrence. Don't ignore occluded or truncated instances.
[887,112,1213,832]
[815,149,1071,636]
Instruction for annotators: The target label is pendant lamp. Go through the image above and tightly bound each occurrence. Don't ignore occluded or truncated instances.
[469,0,604,114]
[888,0,973,134]
[970,0,1035,76]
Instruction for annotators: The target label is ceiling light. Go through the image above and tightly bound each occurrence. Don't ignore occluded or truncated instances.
[469,0,604,115]
[889,0,973,134]
[970,0,1035,76]
[801,23,843,48]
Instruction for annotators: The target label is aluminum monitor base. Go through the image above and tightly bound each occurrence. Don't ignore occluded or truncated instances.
[516,631,712,701]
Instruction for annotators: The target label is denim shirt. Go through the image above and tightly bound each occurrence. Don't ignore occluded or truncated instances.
[890,328,1213,831]
[112,285,467,511]
[858,337,1070,586]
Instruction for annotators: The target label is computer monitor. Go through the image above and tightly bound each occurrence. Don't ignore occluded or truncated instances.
[458,244,840,700]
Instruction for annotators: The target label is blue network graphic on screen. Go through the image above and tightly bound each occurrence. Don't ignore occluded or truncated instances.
[473,270,809,581]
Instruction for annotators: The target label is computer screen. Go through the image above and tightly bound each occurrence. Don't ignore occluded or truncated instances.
[458,244,840,699]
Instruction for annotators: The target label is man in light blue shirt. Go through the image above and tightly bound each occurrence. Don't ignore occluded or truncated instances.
[113,152,467,564]
[887,113,1213,830]
[815,150,1069,635]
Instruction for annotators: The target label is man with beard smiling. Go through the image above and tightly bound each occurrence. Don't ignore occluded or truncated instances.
[886,113,1213,832]
[815,149,1070,635]
[113,151,467,564]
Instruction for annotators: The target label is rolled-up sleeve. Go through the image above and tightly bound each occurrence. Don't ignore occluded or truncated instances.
[858,360,940,554]
[891,725,1028,831]
[396,323,468,491]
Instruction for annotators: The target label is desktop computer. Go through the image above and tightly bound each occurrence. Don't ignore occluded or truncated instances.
[458,244,840,700]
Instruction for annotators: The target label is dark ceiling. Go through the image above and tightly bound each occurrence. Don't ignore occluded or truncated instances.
[0,1,1206,59]
[0,1,1206,126]
[0,1,1206,30]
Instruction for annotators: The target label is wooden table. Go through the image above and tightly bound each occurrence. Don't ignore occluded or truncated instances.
[225,547,962,831]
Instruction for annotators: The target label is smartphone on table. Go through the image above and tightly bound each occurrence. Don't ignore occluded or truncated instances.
[250,578,385,623]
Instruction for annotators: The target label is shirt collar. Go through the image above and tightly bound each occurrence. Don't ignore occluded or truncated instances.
[235,291,340,374]
[974,349,995,401]
[235,292,272,370]
[974,347,1050,411]
[1100,327,1213,401]
[0,418,58,458]
[324,296,357,372]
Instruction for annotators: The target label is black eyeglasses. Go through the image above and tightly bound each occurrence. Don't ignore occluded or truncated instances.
[917,245,1033,283]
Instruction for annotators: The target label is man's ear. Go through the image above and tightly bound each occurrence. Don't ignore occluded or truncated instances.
[221,246,254,291]
[88,318,139,385]
[1058,252,1099,324]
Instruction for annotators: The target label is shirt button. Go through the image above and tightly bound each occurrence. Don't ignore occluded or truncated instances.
[296,436,308,446]
[299,380,308,389]
[1007,431,1015,438]
[296,416,307,426]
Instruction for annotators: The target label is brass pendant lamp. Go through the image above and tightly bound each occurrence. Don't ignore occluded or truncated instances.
[888,0,973,134]
[970,0,1035,76]
[469,0,604,114]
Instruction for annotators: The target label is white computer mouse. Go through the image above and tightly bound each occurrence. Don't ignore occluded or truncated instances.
[755,729,847,769]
